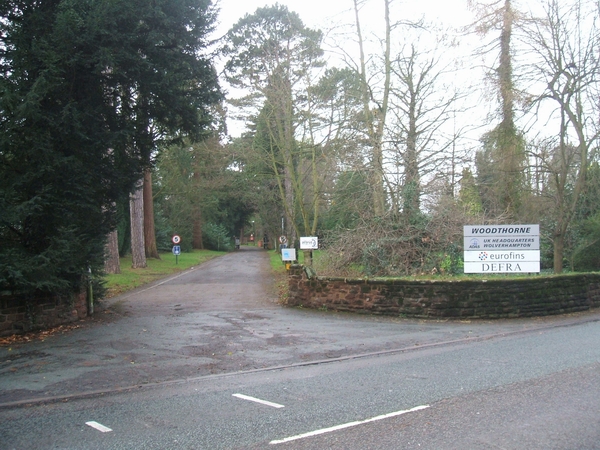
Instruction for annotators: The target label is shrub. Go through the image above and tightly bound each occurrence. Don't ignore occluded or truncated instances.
[202,223,234,251]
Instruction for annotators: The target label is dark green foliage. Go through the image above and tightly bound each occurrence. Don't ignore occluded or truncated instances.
[222,3,324,93]
[154,138,256,251]
[571,213,600,271]
[537,214,558,270]
[222,5,325,242]
[475,125,527,218]
[152,209,175,253]
[0,0,221,297]
[202,223,234,252]
[117,199,132,257]
[458,168,483,216]
[535,160,600,272]
[568,163,600,271]
[322,171,372,231]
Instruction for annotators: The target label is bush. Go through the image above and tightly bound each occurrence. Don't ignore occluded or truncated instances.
[317,197,473,277]
[202,223,234,251]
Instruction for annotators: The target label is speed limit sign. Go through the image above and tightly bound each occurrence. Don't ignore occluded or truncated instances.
[172,235,181,244]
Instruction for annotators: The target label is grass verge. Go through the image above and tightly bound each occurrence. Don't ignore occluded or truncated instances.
[268,248,311,271]
[267,249,287,303]
[104,249,225,298]
[268,248,288,273]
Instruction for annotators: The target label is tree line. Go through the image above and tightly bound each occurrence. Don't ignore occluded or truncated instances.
[220,0,600,276]
[1,0,599,304]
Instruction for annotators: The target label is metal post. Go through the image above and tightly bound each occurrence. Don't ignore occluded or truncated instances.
[87,267,94,316]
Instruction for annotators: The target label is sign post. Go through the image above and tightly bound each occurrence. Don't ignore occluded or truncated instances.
[278,235,288,255]
[463,225,540,273]
[300,236,319,267]
[281,247,297,270]
[172,235,181,265]
[299,236,318,250]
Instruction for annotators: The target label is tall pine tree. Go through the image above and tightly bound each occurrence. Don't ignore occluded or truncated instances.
[0,0,221,297]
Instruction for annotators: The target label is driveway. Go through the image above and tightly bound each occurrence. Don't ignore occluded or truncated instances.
[1,246,598,407]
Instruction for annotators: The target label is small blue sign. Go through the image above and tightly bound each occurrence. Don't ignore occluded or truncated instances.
[281,248,296,261]
[172,245,181,255]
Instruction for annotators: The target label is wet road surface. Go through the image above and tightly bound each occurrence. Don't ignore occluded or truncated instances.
[1,246,599,407]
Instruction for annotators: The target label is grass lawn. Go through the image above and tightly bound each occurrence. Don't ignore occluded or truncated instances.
[268,248,289,273]
[104,249,225,298]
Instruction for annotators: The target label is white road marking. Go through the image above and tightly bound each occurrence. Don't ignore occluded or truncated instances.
[232,393,285,409]
[269,404,430,445]
[85,421,113,433]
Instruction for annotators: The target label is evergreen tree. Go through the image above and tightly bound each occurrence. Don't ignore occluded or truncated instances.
[0,0,221,297]
[222,4,324,246]
[322,171,372,231]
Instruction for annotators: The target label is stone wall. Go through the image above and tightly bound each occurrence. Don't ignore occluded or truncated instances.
[0,293,88,336]
[287,266,600,319]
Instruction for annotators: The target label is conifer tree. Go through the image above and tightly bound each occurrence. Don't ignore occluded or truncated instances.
[0,0,221,297]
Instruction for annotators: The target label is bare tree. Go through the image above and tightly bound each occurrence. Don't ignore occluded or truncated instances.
[523,0,600,272]
[351,0,391,216]
[387,42,465,220]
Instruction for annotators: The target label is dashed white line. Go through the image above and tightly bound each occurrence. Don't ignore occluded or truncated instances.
[232,393,285,409]
[85,421,113,433]
[269,404,430,445]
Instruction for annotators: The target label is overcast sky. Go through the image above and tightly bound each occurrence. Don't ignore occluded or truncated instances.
[214,0,473,37]
[213,0,480,137]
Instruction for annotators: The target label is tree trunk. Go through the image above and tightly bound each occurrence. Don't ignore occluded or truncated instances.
[303,249,313,267]
[553,231,564,274]
[130,180,147,269]
[404,88,420,219]
[104,229,121,274]
[353,0,390,217]
[192,207,204,249]
[497,0,524,218]
[143,169,160,259]
[192,172,204,249]
[284,164,296,245]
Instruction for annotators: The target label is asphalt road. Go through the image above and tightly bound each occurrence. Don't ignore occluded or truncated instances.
[1,246,600,449]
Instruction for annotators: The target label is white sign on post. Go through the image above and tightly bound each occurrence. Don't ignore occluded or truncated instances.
[281,248,296,261]
[463,225,540,273]
[299,236,318,250]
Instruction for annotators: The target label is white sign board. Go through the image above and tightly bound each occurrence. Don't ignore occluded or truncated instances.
[463,250,540,262]
[281,248,296,261]
[464,225,540,273]
[299,236,319,250]
[464,261,540,273]
[464,225,540,250]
